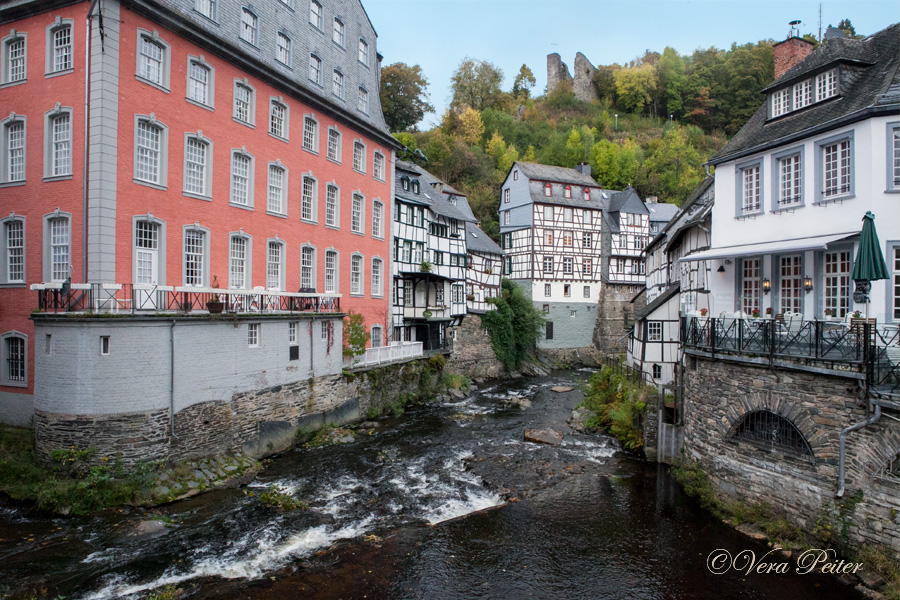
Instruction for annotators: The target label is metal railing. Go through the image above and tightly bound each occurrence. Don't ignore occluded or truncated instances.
[682,317,899,392]
[32,282,342,315]
[344,341,424,368]
[604,356,655,386]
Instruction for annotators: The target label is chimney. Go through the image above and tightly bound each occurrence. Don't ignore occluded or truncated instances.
[431,181,443,195]
[575,162,591,177]
[773,35,815,80]
[646,196,658,204]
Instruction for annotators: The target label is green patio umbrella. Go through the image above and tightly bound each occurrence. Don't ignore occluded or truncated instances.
[851,211,890,315]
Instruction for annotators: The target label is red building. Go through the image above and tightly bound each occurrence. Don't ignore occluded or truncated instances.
[0,0,399,425]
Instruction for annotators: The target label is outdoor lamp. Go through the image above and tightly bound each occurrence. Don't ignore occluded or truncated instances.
[763,279,770,294]
[717,265,725,273]
[804,276,813,293]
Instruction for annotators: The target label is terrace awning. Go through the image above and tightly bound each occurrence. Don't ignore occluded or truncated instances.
[679,232,856,262]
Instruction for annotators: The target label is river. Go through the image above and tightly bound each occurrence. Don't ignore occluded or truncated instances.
[0,369,864,599]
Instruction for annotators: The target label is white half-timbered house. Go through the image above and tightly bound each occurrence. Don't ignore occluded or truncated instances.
[499,162,606,349]
[628,177,714,385]
[601,187,652,286]
[465,222,503,313]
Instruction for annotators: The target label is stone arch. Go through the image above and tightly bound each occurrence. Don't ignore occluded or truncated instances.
[728,410,814,457]
[719,389,824,456]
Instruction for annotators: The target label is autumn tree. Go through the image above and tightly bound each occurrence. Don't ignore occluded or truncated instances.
[615,63,658,114]
[512,64,536,100]
[450,58,506,111]
[458,107,485,146]
[380,62,434,132]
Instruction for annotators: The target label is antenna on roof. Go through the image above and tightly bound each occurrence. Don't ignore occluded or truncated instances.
[789,20,801,39]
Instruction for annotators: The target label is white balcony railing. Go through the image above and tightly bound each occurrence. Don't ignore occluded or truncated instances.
[343,341,424,368]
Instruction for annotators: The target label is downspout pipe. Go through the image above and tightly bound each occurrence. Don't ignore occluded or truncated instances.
[170,320,179,439]
[83,0,101,282]
[837,403,880,497]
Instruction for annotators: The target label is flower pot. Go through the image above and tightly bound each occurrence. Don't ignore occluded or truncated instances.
[207,300,224,314]
[422,310,433,319]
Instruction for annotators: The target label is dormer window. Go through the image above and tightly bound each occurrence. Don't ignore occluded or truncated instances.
[563,185,572,199]
[411,180,419,194]
[543,183,551,197]
[769,68,838,119]
[513,169,518,181]
[771,88,790,117]
[816,69,837,101]
[583,188,590,201]
[793,79,812,109]
[401,176,409,191]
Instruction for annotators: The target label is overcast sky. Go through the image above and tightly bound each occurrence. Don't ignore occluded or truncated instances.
[363,0,898,129]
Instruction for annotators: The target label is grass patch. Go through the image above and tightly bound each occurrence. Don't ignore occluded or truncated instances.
[442,373,472,392]
[143,584,184,600]
[0,426,159,515]
[858,546,900,600]
[577,366,654,451]
[248,484,308,511]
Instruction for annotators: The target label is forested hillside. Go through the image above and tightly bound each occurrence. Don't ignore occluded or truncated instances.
[381,23,859,240]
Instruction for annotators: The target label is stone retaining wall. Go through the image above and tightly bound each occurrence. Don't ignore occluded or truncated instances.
[446,314,504,379]
[682,354,900,553]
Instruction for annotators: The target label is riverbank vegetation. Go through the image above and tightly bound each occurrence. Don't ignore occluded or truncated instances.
[481,279,545,371]
[578,366,654,451]
[0,426,158,515]
[672,461,900,599]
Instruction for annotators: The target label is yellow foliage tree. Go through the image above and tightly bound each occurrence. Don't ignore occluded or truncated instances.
[459,106,485,146]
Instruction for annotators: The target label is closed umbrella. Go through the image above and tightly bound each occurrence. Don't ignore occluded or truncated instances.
[851,211,890,317]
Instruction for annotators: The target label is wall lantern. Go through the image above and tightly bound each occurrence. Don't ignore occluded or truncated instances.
[717,265,726,273]
[763,279,771,294]
[804,275,813,293]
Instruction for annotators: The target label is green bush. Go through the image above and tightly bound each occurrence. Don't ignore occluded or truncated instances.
[443,373,471,391]
[578,366,653,450]
[481,280,545,370]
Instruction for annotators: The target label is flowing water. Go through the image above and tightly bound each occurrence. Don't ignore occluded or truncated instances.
[0,370,865,599]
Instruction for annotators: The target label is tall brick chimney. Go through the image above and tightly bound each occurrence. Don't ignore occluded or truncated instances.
[773,36,815,80]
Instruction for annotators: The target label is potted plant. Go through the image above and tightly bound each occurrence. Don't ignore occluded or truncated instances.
[765,307,773,316]
[699,308,708,317]
[420,261,432,273]
[422,310,433,319]
[824,308,835,318]
[207,293,224,314]
[466,293,475,302]
[851,310,862,319]
[751,308,761,318]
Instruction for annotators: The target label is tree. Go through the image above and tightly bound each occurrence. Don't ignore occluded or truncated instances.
[481,280,544,370]
[591,139,639,190]
[343,311,370,359]
[615,63,658,114]
[835,19,862,38]
[379,62,434,132]
[512,64,536,100]
[458,107,485,146]
[450,58,506,111]
[658,47,686,119]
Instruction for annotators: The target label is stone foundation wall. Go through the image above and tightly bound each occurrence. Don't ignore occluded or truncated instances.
[34,358,443,466]
[682,354,900,553]
[536,346,603,368]
[446,314,504,379]
[595,284,644,355]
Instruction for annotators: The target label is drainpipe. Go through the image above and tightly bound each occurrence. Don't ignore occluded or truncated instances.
[83,0,101,282]
[837,403,880,497]
[170,320,179,439]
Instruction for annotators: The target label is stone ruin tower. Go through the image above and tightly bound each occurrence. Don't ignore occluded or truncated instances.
[547,53,600,103]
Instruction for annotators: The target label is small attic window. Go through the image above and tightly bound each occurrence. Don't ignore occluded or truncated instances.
[513,170,518,181]
[543,183,552,197]
[564,185,572,199]
[583,188,591,201]
[411,180,420,193]
[401,176,409,191]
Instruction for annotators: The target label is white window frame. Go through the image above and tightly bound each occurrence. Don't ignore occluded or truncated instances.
[133,115,168,189]
[186,55,214,109]
[563,257,573,275]
[770,87,790,118]
[793,79,812,110]
[43,210,71,283]
[544,283,551,297]
[45,18,74,76]
[269,97,289,141]
[543,256,553,274]
[888,122,900,193]
[248,323,259,347]
[332,68,344,99]
[327,127,341,162]
[353,141,366,173]
[42,106,73,180]
[267,239,285,290]
[358,39,368,66]
[194,0,217,20]
[183,132,212,200]
[309,54,322,86]
[303,115,319,153]
[647,321,662,342]
[373,151,385,181]
[771,146,803,210]
[229,233,252,289]
[233,79,256,127]
[239,8,258,46]
[325,183,340,228]
[372,200,383,239]
[735,160,762,216]
[324,248,338,293]
[1,31,27,85]
[815,68,837,102]
[1,114,26,185]
[309,0,323,29]
[350,253,364,296]
[136,30,170,91]
[276,32,291,67]
[371,257,383,297]
[182,224,209,287]
[229,148,255,208]
[815,131,854,203]
[301,174,318,223]
[351,192,364,234]
[267,161,287,215]
[1,332,27,388]
[357,87,368,114]
[332,18,345,47]
[1,215,25,284]
[371,325,382,348]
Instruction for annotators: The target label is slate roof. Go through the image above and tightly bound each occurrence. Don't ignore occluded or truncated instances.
[711,23,900,166]
[465,222,502,255]
[647,202,679,224]
[635,283,680,321]
[514,162,599,187]
[645,177,715,252]
[394,160,474,222]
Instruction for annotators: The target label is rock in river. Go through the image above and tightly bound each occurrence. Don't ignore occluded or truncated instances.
[524,429,564,446]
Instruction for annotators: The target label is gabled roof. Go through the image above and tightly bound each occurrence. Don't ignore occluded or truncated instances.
[465,222,502,255]
[513,161,599,187]
[647,202,679,224]
[711,23,900,166]
[607,186,649,215]
[394,160,474,222]
[635,283,680,321]
[644,176,715,252]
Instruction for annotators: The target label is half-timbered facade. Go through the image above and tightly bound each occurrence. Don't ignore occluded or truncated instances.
[499,162,606,349]
[601,187,652,286]
[464,222,502,313]
[628,177,714,384]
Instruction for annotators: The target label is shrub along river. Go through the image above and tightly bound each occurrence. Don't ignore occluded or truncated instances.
[0,370,865,599]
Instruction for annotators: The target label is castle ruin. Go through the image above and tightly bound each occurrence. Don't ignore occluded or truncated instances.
[547,52,600,103]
